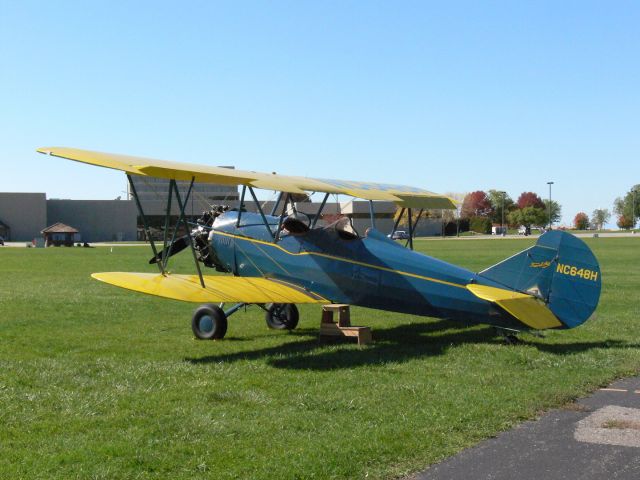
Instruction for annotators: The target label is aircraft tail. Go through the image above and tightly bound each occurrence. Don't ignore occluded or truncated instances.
[477,231,601,329]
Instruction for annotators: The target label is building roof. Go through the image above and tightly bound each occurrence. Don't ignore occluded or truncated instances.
[41,222,79,234]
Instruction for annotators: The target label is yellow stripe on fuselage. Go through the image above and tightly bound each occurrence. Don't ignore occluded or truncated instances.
[212,230,467,290]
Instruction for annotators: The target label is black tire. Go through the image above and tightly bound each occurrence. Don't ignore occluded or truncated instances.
[192,304,228,340]
[265,303,299,330]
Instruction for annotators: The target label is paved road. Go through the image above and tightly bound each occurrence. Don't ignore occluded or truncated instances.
[412,376,640,480]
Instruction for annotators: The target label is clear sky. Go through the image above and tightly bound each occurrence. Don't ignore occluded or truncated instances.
[1,1,638,226]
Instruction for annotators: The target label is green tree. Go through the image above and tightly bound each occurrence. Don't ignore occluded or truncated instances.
[507,207,546,228]
[542,199,562,226]
[469,216,491,234]
[590,209,611,230]
[614,184,640,229]
[487,190,514,225]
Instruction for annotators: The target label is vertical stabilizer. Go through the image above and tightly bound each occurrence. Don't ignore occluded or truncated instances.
[477,231,601,328]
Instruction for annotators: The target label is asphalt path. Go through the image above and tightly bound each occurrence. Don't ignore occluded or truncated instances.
[411,376,640,480]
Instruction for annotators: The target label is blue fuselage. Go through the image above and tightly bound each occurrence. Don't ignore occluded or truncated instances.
[209,211,519,329]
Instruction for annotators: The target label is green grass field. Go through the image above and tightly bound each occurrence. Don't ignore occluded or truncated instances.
[1,237,639,479]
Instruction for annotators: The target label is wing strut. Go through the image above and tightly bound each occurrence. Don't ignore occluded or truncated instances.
[405,208,424,249]
[127,174,165,275]
[311,193,330,228]
[407,208,414,250]
[369,200,376,229]
[128,174,205,287]
[163,178,195,269]
[248,186,275,240]
[161,180,173,267]
[236,185,246,227]
[391,207,405,238]
[270,191,283,216]
[171,177,206,288]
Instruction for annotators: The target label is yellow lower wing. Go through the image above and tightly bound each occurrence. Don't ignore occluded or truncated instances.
[467,284,562,330]
[92,272,328,304]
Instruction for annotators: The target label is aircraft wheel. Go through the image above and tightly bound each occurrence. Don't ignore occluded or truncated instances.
[192,304,228,340]
[503,334,522,345]
[265,303,299,330]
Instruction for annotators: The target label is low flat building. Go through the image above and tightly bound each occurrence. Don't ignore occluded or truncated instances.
[1,180,446,242]
[0,192,47,241]
[47,199,137,242]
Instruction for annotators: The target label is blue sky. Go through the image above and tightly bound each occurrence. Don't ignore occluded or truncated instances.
[1,1,638,225]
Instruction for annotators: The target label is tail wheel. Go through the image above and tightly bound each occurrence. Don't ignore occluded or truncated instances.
[192,304,228,340]
[265,303,299,330]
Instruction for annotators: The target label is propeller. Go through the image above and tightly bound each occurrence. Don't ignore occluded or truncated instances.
[149,235,190,264]
[147,205,229,267]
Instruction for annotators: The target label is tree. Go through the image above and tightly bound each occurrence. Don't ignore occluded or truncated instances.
[460,191,493,219]
[590,209,610,230]
[516,192,544,210]
[543,199,562,226]
[507,206,546,228]
[393,207,425,230]
[469,216,491,234]
[486,190,514,225]
[614,184,640,229]
[573,212,589,230]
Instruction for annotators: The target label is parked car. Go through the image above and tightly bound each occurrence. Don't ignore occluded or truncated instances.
[388,230,410,240]
[518,226,531,236]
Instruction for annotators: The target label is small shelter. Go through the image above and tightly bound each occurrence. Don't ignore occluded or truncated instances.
[41,222,79,247]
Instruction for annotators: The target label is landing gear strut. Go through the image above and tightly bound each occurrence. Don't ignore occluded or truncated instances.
[494,327,523,345]
[192,302,300,340]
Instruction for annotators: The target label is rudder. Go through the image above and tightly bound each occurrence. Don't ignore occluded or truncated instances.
[477,231,601,328]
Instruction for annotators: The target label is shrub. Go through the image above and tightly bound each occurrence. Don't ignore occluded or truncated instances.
[469,216,491,234]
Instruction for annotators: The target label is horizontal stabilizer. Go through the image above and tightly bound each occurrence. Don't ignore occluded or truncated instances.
[467,284,562,330]
[91,272,328,304]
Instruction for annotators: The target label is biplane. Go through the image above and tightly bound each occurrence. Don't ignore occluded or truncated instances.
[37,147,601,341]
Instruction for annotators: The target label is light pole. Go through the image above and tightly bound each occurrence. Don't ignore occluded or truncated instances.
[499,191,506,235]
[547,181,554,230]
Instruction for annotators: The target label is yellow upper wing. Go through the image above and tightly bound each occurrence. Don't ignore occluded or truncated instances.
[37,146,456,209]
[92,272,328,304]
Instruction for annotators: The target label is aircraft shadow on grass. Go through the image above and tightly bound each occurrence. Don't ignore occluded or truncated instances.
[185,319,635,371]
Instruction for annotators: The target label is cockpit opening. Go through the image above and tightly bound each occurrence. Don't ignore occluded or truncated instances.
[324,216,359,240]
[282,213,311,235]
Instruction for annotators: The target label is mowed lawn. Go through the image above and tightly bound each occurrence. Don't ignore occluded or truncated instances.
[1,237,639,479]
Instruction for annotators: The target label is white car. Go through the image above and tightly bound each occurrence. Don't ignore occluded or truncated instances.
[387,230,410,240]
